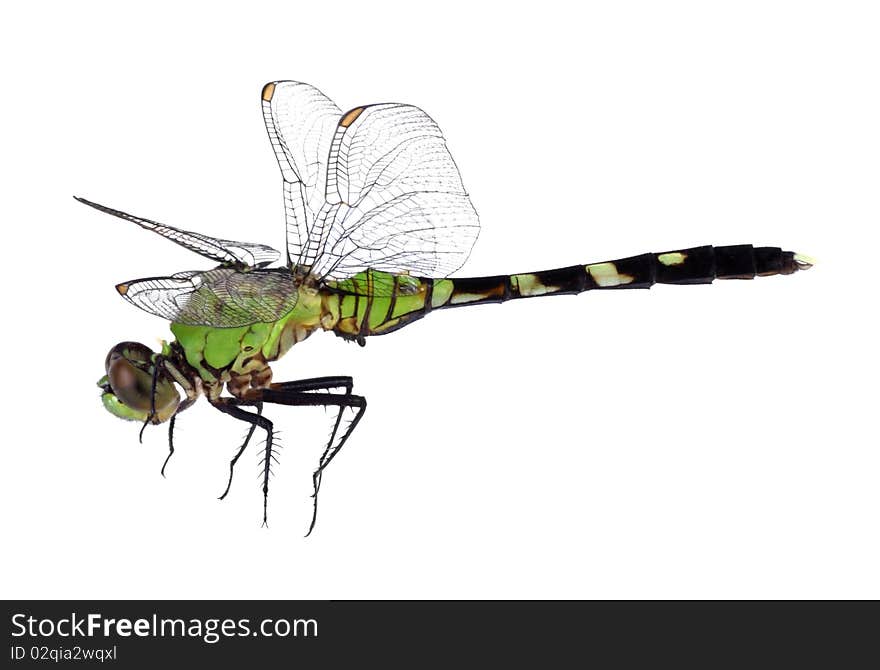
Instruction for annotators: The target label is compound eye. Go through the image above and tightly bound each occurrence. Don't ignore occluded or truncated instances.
[107,353,154,412]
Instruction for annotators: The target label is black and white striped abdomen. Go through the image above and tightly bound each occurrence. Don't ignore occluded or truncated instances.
[434,244,813,308]
[341,244,812,339]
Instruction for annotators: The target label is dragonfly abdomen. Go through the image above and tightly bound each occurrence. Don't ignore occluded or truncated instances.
[503,244,813,297]
[333,245,812,341]
[455,244,813,304]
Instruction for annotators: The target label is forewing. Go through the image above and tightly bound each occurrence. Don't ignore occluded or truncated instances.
[261,81,342,265]
[117,269,299,327]
[76,197,280,267]
[308,103,480,280]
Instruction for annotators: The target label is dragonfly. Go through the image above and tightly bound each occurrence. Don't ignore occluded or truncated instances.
[80,80,813,532]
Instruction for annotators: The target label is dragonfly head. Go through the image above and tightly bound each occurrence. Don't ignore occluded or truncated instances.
[97,342,180,424]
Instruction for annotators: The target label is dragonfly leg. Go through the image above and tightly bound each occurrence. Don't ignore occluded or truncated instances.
[211,398,275,526]
[270,376,354,394]
[247,383,367,536]
[158,397,195,477]
[218,401,263,500]
[262,377,359,535]
[271,377,354,465]
[161,415,176,477]
[138,354,166,444]
[307,393,365,537]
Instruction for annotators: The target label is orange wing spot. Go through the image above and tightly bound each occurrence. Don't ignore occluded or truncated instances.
[261,82,276,102]
[339,107,365,128]
[116,283,129,295]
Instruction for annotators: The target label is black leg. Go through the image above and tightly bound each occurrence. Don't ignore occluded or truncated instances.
[251,377,355,523]
[271,378,354,522]
[271,376,353,394]
[212,398,275,526]
[138,419,150,444]
[158,396,194,477]
[218,401,263,500]
[219,379,354,505]
[308,395,365,537]
[139,355,166,444]
[253,385,367,536]
[161,415,176,477]
[210,377,366,532]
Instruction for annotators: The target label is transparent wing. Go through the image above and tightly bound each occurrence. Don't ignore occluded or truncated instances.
[117,268,299,327]
[308,103,480,281]
[76,197,280,268]
[260,81,342,266]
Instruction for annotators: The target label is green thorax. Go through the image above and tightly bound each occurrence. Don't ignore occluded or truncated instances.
[169,285,327,382]
[167,269,458,384]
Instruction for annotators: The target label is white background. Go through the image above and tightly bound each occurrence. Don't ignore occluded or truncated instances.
[1,1,877,599]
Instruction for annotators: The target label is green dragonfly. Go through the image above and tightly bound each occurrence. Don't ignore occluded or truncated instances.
[80,81,813,531]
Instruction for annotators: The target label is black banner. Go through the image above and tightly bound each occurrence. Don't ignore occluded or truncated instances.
[2,601,876,666]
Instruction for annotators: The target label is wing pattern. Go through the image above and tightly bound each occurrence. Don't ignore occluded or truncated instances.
[75,197,280,267]
[88,82,482,328]
[262,84,480,280]
[261,82,342,265]
[118,269,299,327]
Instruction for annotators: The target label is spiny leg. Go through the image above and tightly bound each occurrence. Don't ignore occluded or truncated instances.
[252,386,367,535]
[271,377,354,505]
[210,378,362,529]
[266,377,358,532]
[271,376,353,394]
[218,401,263,500]
[211,398,275,526]
[308,396,365,537]
[269,378,354,451]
